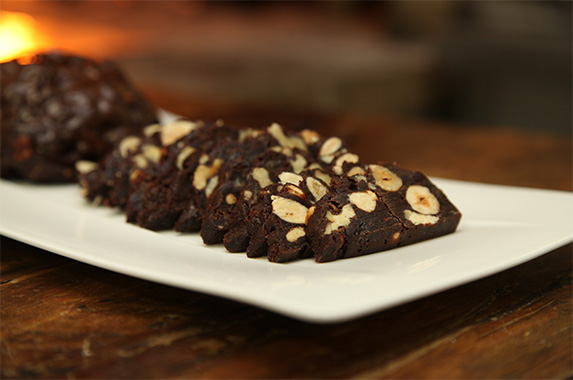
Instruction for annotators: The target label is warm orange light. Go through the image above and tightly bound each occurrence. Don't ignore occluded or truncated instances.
[0,11,52,63]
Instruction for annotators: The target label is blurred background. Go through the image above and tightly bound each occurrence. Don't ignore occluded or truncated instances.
[1,0,571,136]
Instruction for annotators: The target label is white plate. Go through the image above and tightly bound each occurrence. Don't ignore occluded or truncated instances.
[0,178,571,323]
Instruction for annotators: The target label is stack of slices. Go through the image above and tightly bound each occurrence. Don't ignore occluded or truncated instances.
[77,118,461,263]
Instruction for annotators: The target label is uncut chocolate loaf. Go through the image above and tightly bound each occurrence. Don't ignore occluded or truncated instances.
[1,52,157,182]
[78,119,461,263]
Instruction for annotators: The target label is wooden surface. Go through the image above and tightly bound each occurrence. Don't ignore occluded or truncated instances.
[1,89,572,379]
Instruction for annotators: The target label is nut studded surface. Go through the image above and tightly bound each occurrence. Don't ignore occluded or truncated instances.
[78,118,461,262]
[0,52,158,182]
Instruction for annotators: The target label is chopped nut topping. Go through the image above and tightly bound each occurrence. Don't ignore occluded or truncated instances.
[205,176,219,198]
[284,184,306,199]
[199,154,209,165]
[129,169,143,181]
[251,167,272,188]
[347,166,365,176]
[286,227,306,242]
[279,172,303,186]
[193,159,223,191]
[325,204,356,235]
[333,153,359,175]
[225,193,237,205]
[313,170,332,186]
[132,154,148,168]
[271,196,309,224]
[300,129,320,145]
[161,120,196,146]
[119,136,141,158]
[141,145,162,164]
[404,209,439,225]
[348,191,377,212]
[369,164,403,192]
[176,146,196,170]
[406,185,440,215]
[239,128,262,143]
[291,154,307,174]
[319,137,342,158]
[143,123,162,138]
[306,205,316,225]
[75,160,98,174]
[306,177,328,202]
[267,123,307,151]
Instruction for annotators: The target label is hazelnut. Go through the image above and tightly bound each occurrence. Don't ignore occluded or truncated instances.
[333,153,359,175]
[286,227,306,242]
[119,136,141,158]
[278,172,303,186]
[160,120,197,146]
[347,166,365,176]
[225,193,237,205]
[267,123,307,151]
[141,145,162,164]
[300,129,320,145]
[251,167,272,188]
[205,175,219,198]
[313,170,332,186]
[284,184,306,199]
[369,164,403,192]
[291,154,307,174]
[406,185,440,215]
[176,146,196,170]
[306,177,328,202]
[325,204,356,235]
[271,196,309,224]
[319,137,342,158]
[404,209,439,225]
[348,191,377,212]
[132,154,148,168]
[75,160,98,174]
[143,123,162,138]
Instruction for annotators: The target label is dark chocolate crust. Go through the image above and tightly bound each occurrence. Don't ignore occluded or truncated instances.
[0,52,157,182]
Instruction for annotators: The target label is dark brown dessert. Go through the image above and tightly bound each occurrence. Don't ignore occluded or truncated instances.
[0,52,157,182]
[78,117,462,263]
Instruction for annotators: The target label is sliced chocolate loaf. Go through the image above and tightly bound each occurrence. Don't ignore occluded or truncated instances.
[78,118,461,263]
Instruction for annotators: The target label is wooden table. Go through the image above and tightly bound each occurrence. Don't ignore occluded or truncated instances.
[1,89,572,379]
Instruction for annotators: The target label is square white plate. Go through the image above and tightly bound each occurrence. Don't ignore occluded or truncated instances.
[0,178,571,323]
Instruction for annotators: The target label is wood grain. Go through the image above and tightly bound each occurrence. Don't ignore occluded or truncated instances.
[1,238,571,379]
